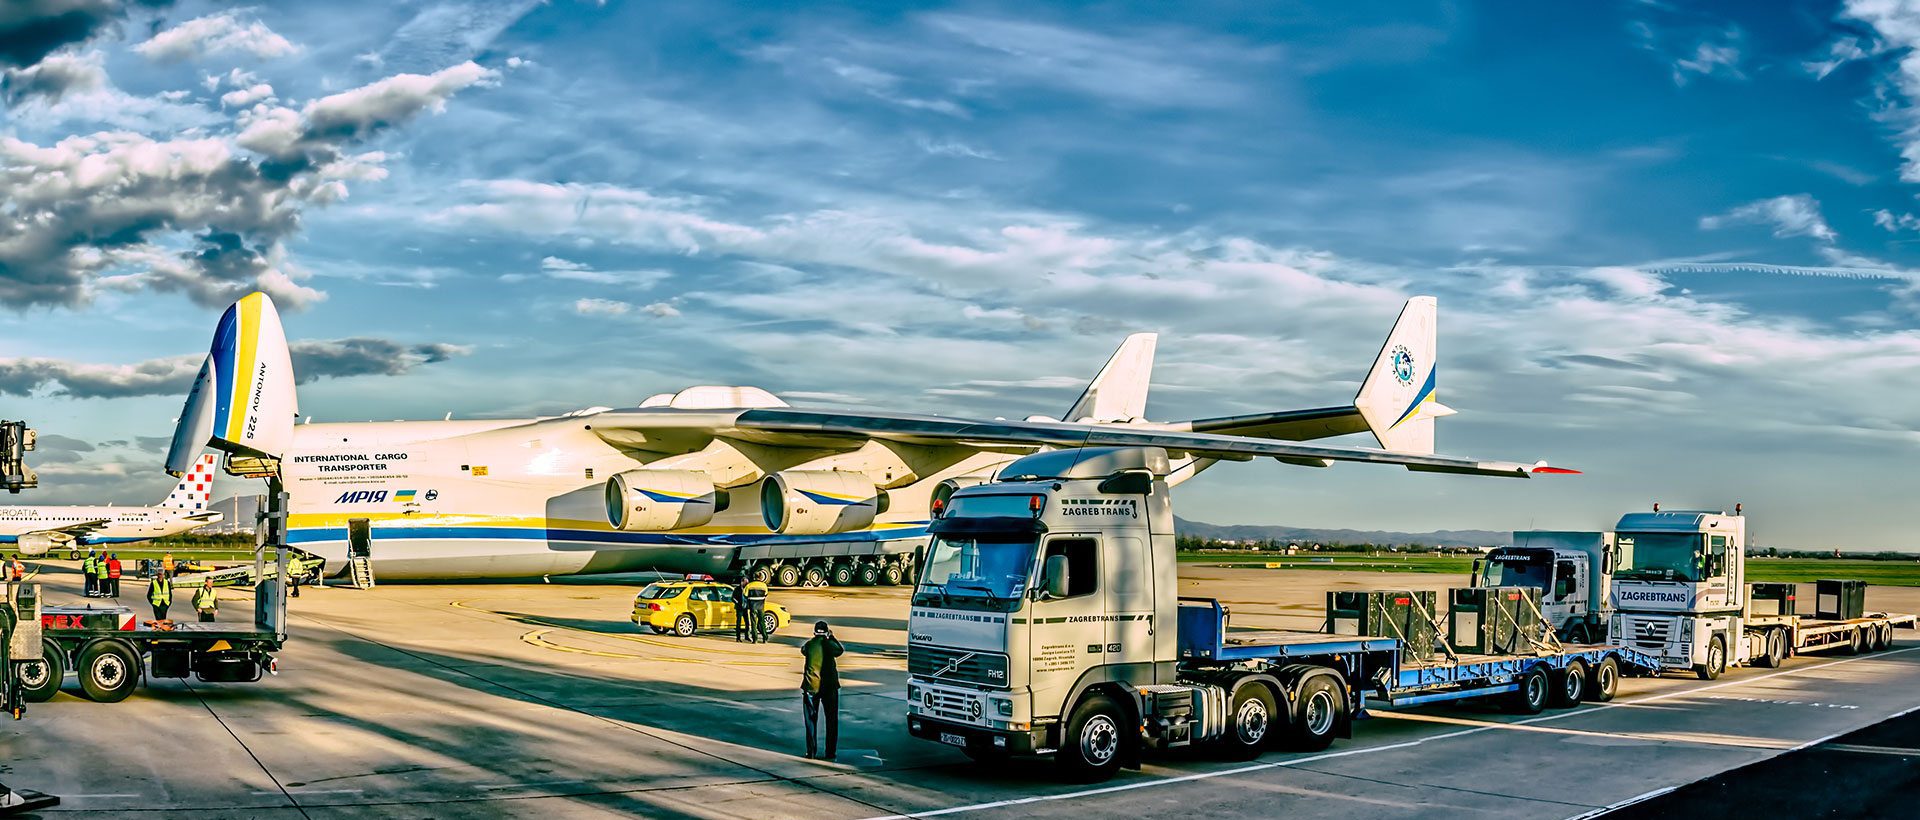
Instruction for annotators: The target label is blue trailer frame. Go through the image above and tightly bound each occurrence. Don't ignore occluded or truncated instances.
[1176,597,1663,710]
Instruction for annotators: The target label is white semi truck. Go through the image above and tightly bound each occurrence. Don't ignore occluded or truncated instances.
[1608,507,1915,679]
[1473,531,1615,643]
[904,447,1660,782]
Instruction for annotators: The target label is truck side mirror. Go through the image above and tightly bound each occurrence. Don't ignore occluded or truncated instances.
[1470,558,1482,586]
[1041,554,1070,599]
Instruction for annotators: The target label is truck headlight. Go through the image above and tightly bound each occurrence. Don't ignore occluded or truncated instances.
[907,683,920,703]
[993,698,1012,717]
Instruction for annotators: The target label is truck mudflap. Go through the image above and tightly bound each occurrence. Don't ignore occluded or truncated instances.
[907,714,1047,757]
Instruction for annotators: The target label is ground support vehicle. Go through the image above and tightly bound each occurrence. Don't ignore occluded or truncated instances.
[1606,508,1916,679]
[631,578,793,636]
[1474,531,1615,643]
[12,483,297,704]
[902,446,1660,783]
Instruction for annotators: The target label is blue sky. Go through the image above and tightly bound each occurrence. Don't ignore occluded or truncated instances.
[3,0,1919,548]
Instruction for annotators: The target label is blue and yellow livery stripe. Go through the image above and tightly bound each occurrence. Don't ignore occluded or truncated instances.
[636,488,706,504]
[210,293,265,442]
[797,489,866,506]
[1389,367,1437,430]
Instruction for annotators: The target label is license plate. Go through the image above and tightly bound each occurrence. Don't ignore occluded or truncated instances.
[939,732,968,748]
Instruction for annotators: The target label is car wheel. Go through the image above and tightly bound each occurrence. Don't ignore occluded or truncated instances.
[830,563,855,586]
[1507,667,1548,714]
[77,641,140,703]
[1550,661,1586,708]
[857,562,880,586]
[775,563,801,588]
[674,614,698,637]
[1057,694,1124,783]
[763,612,779,637]
[1590,657,1620,702]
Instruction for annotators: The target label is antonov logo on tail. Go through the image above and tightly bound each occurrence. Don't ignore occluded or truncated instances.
[1391,345,1415,385]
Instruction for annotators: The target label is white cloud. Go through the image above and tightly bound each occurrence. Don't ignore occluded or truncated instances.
[1698,194,1837,243]
[1804,35,1870,80]
[1835,1,1920,182]
[1873,208,1920,232]
[237,61,496,165]
[573,297,631,316]
[220,82,274,107]
[1672,38,1743,85]
[527,255,671,285]
[134,11,301,63]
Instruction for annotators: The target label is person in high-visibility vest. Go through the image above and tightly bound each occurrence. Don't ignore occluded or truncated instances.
[148,570,173,621]
[105,553,122,598]
[162,552,175,578]
[90,554,110,598]
[743,578,771,643]
[8,554,24,583]
[82,550,99,597]
[193,579,218,623]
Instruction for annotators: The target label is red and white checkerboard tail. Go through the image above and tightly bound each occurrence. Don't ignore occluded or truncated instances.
[160,453,219,510]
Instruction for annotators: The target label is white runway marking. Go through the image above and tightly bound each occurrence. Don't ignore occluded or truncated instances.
[852,646,1920,820]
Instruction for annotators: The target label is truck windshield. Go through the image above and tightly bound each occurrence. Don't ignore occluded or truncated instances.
[917,534,1036,603]
[1615,533,1702,581]
[1481,555,1549,589]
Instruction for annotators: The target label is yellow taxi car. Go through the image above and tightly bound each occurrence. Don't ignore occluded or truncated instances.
[632,578,792,637]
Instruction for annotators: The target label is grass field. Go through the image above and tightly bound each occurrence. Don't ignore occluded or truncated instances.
[1180,552,1920,587]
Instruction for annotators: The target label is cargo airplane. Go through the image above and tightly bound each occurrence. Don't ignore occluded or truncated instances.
[0,454,223,556]
[165,293,1568,583]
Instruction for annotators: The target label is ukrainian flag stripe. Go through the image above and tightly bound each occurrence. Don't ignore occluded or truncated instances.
[1390,367,1437,430]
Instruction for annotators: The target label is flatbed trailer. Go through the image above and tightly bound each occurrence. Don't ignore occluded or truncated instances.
[13,549,292,704]
[1741,611,1916,663]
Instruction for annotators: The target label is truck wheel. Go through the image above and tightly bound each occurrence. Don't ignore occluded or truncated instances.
[1549,661,1587,708]
[1846,628,1866,655]
[830,563,855,586]
[1507,667,1549,714]
[884,563,905,586]
[1695,635,1726,680]
[1752,629,1784,668]
[1590,657,1620,702]
[774,563,802,588]
[1283,674,1344,752]
[1057,694,1125,783]
[673,614,698,637]
[749,563,774,585]
[1566,623,1591,645]
[77,641,140,703]
[1880,623,1896,651]
[16,643,64,703]
[857,562,880,586]
[1221,685,1276,760]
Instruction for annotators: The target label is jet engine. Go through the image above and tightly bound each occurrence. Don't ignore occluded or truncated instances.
[605,470,726,532]
[14,533,60,557]
[760,471,889,535]
[930,476,990,516]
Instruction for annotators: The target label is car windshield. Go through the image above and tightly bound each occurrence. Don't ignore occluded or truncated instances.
[1615,533,1702,581]
[637,583,682,599]
[918,534,1037,601]
[1481,556,1550,589]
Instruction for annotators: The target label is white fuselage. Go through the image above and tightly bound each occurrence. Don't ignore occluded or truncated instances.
[0,506,218,547]
[282,415,1005,580]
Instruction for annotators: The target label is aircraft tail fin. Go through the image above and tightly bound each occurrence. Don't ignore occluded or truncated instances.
[160,453,218,509]
[1063,332,1157,423]
[1354,296,1454,455]
[166,292,298,478]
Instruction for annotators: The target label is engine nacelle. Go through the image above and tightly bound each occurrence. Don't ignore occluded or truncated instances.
[605,470,725,532]
[760,471,888,535]
[14,533,61,557]
[930,476,990,517]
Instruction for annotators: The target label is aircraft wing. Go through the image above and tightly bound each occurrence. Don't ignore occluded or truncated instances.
[29,519,112,539]
[593,407,1570,478]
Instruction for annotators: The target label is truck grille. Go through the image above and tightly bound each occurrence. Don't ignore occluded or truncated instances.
[1621,616,1672,651]
[919,688,980,724]
[909,645,1010,688]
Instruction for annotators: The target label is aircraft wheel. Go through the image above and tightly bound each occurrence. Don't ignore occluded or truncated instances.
[883,563,905,586]
[748,563,774,585]
[803,564,827,587]
[774,563,801,588]
[830,563,855,586]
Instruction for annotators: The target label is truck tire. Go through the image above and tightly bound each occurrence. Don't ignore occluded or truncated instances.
[1549,660,1587,708]
[673,613,698,637]
[1846,627,1866,655]
[1753,629,1785,669]
[1058,693,1125,783]
[1871,624,1892,652]
[774,563,802,588]
[77,641,140,703]
[1507,667,1549,714]
[16,642,64,702]
[830,563,855,586]
[857,561,880,586]
[1283,674,1344,752]
[1695,635,1726,680]
[1590,657,1620,702]
[1221,685,1277,760]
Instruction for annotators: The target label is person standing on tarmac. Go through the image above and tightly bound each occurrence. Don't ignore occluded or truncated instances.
[743,576,771,643]
[81,550,98,597]
[732,580,749,642]
[91,554,110,598]
[194,579,218,623]
[105,553,122,598]
[8,555,23,583]
[800,620,844,760]
[148,568,173,621]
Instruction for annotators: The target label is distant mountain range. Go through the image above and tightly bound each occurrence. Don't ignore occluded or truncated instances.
[1175,516,1509,548]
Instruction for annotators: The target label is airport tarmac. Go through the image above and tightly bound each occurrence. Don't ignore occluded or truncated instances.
[6,563,1920,819]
